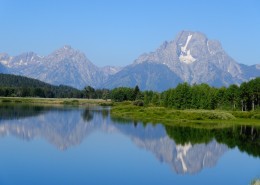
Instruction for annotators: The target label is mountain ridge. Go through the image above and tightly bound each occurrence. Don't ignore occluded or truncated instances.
[0,31,259,90]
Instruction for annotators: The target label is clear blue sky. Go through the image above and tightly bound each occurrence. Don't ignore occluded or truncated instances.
[0,0,259,67]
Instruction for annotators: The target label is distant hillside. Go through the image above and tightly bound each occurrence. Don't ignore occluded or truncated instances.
[0,63,7,73]
[103,62,182,91]
[0,73,53,88]
[0,73,83,98]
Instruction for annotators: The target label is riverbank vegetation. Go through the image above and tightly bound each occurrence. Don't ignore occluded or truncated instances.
[1,73,259,123]
[0,97,112,106]
[110,102,260,126]
[110,77,260,112]
[1,74,259,112]
[109,77,260,124]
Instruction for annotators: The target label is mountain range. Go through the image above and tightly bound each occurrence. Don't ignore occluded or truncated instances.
[0,31,259,91]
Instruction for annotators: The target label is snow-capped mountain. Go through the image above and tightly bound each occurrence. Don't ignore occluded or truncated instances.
[0,46,119,89]
[0,53,10,73]
[0,63,7,73]
[0,31,259,90]
[133,31,259,87]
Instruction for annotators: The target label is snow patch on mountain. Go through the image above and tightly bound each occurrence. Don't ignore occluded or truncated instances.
[179,34,196,64]
[0,60,9,65]
[179,50,196,64]
[181,34,192,53]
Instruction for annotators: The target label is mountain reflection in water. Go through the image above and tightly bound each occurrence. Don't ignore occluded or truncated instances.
[0,104,259,174]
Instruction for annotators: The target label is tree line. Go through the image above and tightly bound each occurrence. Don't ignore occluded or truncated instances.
[0,74,107,98]
[0,73,83,98]
[0,74,112,99]
[110,77,260,111]
[0,73,259,111]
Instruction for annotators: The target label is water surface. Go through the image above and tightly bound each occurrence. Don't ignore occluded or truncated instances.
[0,104,259,185]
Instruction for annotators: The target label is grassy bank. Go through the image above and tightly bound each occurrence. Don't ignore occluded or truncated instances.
[0,97,113,106]
[111,102,260,127]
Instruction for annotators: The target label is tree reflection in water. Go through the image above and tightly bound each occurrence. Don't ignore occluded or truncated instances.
[165,125,260,157]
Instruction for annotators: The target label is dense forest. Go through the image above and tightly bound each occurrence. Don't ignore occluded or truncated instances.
[0,73,108,99]
[110,77,260,111]
[0,73,259,111]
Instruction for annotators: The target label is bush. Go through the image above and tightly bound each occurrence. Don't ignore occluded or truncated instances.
[63,100,79,105]
[252,114,260,119]
[99,102,114,106]
[133,100,144,106]
[231,111,255,119]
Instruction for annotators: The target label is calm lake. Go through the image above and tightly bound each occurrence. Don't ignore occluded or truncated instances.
[0,104,259,185]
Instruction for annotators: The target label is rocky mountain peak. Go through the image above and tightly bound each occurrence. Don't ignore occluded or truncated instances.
[0,53,9,59]
[63,45,72,50]
[0,53,10,66]
[175,31,207,42]
[159,41,169,50]
[175,31,213,64]
[50,45,81,57]
[45,45,92,67]
[132,30,258,87]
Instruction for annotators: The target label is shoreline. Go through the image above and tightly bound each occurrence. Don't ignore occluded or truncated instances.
[110,102,260,127]
[1,97,259,127]
[0,97,113,106]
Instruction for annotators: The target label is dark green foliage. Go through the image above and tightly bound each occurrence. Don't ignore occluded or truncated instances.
[109,78,259,111]
[110,87,135,102]
[143,91,154,105]
[0,73,111,100]
[173,82,191,109]
[84,86,95,99]
[143,78,260,111]
[133,85,141,100]
[133,100,144,106]
[0,73,84,98]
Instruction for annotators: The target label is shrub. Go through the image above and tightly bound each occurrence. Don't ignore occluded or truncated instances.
[133,100,144,106]
[252,114,260,119]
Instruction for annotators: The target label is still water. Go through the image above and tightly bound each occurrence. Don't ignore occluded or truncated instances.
[0,104,259,185]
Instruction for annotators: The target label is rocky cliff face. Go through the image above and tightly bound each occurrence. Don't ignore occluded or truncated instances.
[0,46,111,89]
[134,31,255,87]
